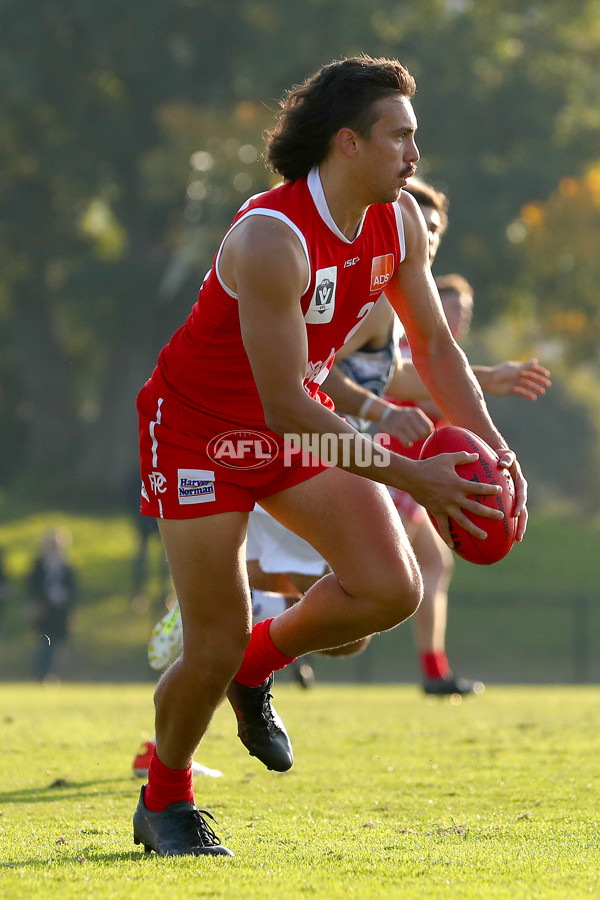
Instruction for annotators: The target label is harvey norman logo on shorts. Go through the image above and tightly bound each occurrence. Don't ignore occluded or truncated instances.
[177,469,216,504]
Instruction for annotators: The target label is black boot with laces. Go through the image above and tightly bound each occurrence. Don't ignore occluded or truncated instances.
[227,673,293,772]
[133,786,233,856]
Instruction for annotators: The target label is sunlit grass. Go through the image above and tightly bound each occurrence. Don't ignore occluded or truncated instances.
[0,683,598,899]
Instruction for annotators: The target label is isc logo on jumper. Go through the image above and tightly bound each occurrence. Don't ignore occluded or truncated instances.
[177,469,216,504]
[304,266,337,324]
[370,254,394,291]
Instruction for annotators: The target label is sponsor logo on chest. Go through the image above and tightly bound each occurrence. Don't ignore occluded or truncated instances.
[304,253,395,326]
[370,254,395,291]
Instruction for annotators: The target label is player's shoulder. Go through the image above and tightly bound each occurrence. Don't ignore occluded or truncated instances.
[397,188,424,226]
[395,188,428,258]
[231,179,309,250]
[229,209,306,263]
[221,190,309,291]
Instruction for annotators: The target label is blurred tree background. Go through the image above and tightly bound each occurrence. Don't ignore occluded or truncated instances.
[2,0,600,512]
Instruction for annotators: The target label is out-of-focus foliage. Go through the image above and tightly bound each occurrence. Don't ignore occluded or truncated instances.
[510,166,600,364]
[1,0,600,505]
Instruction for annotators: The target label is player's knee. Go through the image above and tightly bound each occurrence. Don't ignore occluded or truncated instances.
[217,629,251,681]
[213,627,251,682]
[183,621,250,685]
[367,564,422,631]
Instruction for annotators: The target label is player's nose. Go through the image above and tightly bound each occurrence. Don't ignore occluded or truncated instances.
[406,136,420,164]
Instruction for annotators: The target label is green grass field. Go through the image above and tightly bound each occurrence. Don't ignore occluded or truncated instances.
[1,683,598,899]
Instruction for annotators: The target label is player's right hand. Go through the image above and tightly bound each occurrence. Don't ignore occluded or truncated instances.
[403,451,504,545]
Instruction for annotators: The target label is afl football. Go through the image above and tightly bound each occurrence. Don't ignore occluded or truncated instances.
[419,426,517,565]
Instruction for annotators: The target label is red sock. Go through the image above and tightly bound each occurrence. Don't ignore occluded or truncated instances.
[234,618,297,687]
[421,650,451,680]
[143,749,194,812]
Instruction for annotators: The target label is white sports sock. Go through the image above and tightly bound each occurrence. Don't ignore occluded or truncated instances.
[251,589,288,622]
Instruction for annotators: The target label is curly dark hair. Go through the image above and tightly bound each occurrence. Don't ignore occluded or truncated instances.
[265,56,416,182]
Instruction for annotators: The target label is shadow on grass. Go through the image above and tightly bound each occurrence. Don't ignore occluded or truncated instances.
[0,851,146,868]
[1,850,235,868]
[0,778,136,805]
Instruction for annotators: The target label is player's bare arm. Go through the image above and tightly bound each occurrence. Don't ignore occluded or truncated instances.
[473,359,551,401]
[388,357,551,404]
[385,356,433,403]
[387,190,528,540]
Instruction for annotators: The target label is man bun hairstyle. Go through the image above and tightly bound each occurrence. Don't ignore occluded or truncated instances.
[266,55,416,182]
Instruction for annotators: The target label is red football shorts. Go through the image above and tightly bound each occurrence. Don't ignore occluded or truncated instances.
[137,383,328,519]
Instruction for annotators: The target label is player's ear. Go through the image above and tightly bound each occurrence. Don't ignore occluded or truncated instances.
[335,127,359,159]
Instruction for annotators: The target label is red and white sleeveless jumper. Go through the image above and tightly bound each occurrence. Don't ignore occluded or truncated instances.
[137,167,406,518]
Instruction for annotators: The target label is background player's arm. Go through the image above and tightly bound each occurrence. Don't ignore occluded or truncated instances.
[386,192,528,537]
[472,360,551,400]
[387,356,550,403]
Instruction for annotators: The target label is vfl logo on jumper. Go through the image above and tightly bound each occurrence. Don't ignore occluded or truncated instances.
[148,471,167,494]
[206,430,279,470]
[370,254,394,291]
[177,469,216,505]
[304,266,337,324]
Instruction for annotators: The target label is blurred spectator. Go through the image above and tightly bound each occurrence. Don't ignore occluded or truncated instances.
[27,528,77,682]
[0,546,8,651]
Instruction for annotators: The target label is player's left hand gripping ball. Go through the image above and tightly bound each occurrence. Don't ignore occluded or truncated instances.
[420,426,518,565]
